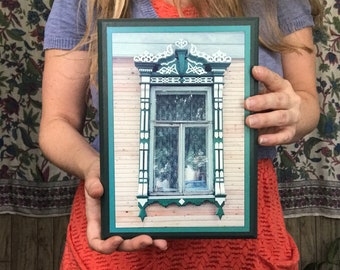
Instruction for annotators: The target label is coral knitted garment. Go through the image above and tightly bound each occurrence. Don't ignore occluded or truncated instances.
[151,0,198,17]
[60,2,299,269]
[60,160,299,270]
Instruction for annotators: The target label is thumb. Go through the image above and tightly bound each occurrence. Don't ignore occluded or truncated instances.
[85,176,104,199]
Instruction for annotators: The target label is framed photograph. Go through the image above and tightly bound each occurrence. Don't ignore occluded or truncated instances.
[98,18,258,239]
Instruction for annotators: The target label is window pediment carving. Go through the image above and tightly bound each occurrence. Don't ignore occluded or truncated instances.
[134,39,232,76]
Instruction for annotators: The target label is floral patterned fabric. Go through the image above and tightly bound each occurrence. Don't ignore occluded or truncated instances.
[0,0,97,216]
[0,0,339,217]
[276,0,340,218]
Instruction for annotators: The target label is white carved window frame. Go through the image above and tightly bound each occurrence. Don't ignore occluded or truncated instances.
[134,40,231,220]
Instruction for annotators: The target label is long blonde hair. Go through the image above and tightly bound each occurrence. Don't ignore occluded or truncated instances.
[79,0,322,85]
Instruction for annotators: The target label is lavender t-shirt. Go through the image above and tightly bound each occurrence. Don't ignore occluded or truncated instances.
[44,0,314,159]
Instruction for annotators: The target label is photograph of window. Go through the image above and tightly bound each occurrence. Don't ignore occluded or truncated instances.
[98,18,258,239]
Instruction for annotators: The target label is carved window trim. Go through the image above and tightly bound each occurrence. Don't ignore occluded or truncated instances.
[134,40,231,221]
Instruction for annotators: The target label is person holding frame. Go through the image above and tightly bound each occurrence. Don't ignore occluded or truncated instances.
[39,0,322,269]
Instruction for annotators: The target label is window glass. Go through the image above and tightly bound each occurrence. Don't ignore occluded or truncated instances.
[154,126,179,192]
[152,90,211,195]
[184,127,207,191]
[156,94,206,121]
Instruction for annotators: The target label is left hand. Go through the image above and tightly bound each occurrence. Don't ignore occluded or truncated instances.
[84,158,168,254]
[244,65,301,146]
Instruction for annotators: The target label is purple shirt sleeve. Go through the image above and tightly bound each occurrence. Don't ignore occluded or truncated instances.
[278,0,314,35]
[43,0,87,50]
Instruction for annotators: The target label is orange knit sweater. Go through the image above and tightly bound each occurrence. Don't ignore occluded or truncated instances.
[60,2,299,269]
[61,160,299,270]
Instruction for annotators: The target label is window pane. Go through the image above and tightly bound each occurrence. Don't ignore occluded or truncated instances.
[153,127,178,192]
[184,127,208,191]
[156,94,206,121]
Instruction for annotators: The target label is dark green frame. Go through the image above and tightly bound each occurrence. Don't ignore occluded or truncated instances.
[98,18,258,240]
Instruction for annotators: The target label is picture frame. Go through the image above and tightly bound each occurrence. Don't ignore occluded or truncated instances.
[98,18,258,239]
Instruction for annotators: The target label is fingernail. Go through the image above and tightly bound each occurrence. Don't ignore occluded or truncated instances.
[248,116,257,127]
[258,136,267,145]
[245,98,253,110]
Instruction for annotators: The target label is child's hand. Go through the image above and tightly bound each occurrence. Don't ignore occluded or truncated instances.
[245,66,301,146]
[84,159,168,254]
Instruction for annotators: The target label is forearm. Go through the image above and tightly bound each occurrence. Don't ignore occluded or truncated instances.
[39,118,99,179]
[39,49,96,179]
[291,89,320,143]
[282,27,320,143]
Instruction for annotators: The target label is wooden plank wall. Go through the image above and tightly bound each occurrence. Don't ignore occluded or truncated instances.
[0,214,339,270]
[286,217,340,269]
[0,215,69,270]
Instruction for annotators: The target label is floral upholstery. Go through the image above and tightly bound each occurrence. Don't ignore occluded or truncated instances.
[0,0,339,217]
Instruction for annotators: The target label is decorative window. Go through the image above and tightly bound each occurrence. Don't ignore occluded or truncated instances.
[134,40,231,220]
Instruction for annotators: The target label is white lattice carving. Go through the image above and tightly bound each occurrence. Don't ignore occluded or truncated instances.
[175,39,188,49]
[186,59,207,75]
[134,44,174,63]
[158,63,179,75]
[182,77,213,84]
[134,39,232,64]
[190,45,232,63]
[150,77,182,84]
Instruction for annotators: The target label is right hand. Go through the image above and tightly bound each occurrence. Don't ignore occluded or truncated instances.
[84,158,168,254]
